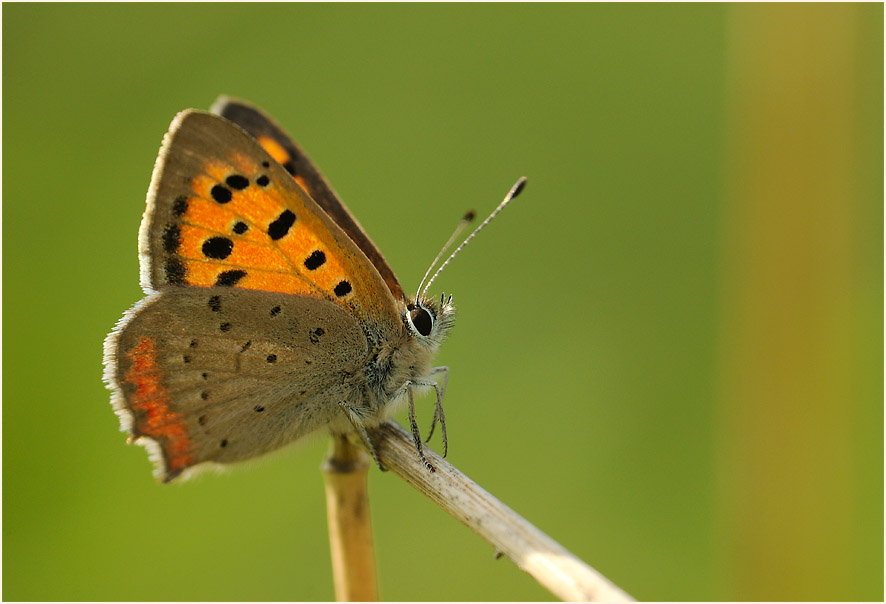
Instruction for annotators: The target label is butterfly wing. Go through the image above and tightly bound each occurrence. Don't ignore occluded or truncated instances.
[140,110,401,338]
[108,288,368,482]
[210,95,407,302]
[106,110,405,480]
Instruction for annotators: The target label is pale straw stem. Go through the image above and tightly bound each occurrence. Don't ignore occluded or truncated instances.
[323,435,379,602]
[367,421,634,602]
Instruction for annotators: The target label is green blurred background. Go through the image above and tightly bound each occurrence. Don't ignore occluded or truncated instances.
[3,3,882,601]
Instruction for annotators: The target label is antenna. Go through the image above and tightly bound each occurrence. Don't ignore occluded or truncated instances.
[414,211,476,301]
[419,177,526,300]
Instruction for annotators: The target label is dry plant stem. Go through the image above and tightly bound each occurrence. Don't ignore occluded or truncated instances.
[323,435,378,602]
[369,421,634,602]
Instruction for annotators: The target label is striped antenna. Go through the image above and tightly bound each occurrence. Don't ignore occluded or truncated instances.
[418,177,526,300]
[414,210,476,301]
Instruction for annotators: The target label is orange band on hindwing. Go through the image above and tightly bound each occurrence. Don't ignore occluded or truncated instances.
[124,336,193,475]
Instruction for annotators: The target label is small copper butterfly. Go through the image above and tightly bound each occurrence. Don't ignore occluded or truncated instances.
[104,96,525,482]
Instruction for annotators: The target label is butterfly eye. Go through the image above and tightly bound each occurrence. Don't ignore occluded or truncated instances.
[409,306,433,337]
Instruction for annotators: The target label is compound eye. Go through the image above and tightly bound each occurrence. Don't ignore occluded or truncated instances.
[409,306,433,337]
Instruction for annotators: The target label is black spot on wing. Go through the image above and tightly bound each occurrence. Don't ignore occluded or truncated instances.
[172,195,189,217]
[216,270,246,286]
[268,210,295,240]
[202,237,233,260]
[225,174,249,190]
[334,281,352,297]
[232,221,249,235]
[165,258,186,284]
[162,224,181,252]
[309,327,325,345]
[304,250,325,270]
[211,185,232,204]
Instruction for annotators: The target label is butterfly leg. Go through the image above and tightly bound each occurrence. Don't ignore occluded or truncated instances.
[423,367,449,457]
[405,385,436,472]
[337,402,385,471]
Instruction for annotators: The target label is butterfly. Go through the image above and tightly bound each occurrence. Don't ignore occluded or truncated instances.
[104,96,524,482]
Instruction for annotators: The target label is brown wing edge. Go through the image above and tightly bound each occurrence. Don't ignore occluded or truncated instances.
[209,95,406,302]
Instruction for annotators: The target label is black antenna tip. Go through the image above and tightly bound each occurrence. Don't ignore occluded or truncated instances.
[464,210,476,221]
[510,177,527,199]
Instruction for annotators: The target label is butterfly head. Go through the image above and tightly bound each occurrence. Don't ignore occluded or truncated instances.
[401,178,525,352]
[404,293,455,349]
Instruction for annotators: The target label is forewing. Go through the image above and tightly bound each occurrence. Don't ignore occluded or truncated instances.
[142,110,400,341]
[210,96,407,302]
[105,288,368,482]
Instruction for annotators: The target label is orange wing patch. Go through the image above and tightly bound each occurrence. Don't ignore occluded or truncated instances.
[257,135,290,166]
[124,336,194,478]
[149,111,399,330]
[165,153,358,302]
